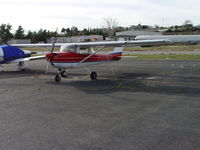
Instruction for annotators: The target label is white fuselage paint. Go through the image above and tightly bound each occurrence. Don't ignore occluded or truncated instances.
[52,61,113,69]
[0,48,4,62]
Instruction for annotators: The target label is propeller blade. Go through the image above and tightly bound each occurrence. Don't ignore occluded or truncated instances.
[45,61,49,75]
[50,37,56,53]
[45,37,56,75]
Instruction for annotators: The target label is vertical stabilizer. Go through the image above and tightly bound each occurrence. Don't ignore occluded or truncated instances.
[110,47,123,55]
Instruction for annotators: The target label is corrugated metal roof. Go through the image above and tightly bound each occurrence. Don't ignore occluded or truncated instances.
[116,30,162,37]
[135,35,200,44]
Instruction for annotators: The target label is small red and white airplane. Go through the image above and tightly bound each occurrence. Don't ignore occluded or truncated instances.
[12,39,171,82]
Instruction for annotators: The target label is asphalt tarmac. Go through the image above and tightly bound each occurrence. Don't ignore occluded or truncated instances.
[0,60,200,150]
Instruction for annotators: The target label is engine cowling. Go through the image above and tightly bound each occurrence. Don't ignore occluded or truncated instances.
[46,53,54,61]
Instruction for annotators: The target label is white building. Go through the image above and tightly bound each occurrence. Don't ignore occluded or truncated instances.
[135,35,200,44]
[8,39,31,44]
[115,30,162,40]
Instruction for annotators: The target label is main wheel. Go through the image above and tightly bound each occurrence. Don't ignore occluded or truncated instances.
[20,68,26,71]
[90,71,97,80]
[55,74,61,82]
[61,71,67,78]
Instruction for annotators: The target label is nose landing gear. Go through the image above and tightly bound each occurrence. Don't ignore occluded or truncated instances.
[61,71,67,78]
[55,74,61,82]
[55,70,67,82]
[18,62,27,71]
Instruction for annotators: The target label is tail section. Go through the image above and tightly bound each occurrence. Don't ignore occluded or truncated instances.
[109,47,123,61]
[109,47,123,56]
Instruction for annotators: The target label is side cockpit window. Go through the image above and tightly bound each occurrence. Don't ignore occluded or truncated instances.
[79,47,93,54]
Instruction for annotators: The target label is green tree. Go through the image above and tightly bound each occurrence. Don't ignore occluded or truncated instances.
[71,26,79,35]
[0,24,13,44]
[25,31,35,43]
[25,31,33,39]
[15,25,25,39]
[36,29,47,43]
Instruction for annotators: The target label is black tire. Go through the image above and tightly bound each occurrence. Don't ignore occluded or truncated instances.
[61,71,67,78]
[90,71,97,80]
[55,74,61,82]
[20,69,26,71]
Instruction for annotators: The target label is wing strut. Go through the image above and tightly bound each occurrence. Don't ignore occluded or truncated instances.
[74,46,105,67]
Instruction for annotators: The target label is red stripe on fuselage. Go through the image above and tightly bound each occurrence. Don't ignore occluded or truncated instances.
[46,52,121,63]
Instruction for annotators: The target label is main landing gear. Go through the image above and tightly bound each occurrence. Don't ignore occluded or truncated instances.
[54,70,97,82]
[55,70,67,82]
[18,62,26,71]
[90,71,97,80]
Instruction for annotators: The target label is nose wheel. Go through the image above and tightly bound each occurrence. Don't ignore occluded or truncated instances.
[55,74,61,82]
[18,62,27,71]
[90,71,97,80]
[61,71,67,78]
[55,70,67,82]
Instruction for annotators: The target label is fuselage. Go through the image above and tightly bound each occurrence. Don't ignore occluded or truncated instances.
[46,51,122,69]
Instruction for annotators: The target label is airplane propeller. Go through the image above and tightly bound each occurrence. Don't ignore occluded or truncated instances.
[45,37,56,74]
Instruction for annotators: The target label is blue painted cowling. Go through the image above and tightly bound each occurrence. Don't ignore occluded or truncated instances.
[0,45,25,63]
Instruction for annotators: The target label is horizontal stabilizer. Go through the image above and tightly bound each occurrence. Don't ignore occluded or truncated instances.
[121,56,138,58]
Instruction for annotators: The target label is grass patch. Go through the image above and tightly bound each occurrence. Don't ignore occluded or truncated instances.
[24,44,200,52]
[124,54,200,60]
[26,43,200,60]
[124,44,200,51]
[98,44,200,51]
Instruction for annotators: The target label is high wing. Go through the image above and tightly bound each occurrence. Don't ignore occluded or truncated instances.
[11,43,62,47]
[60,39,172,51]
[70,39,172,47]
[8,55,45,63]
[11,39,172,49]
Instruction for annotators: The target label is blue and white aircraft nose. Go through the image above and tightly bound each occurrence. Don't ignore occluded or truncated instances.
[0,47,4,62]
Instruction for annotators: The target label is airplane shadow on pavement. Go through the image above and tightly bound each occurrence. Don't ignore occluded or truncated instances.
[46,72,200,97]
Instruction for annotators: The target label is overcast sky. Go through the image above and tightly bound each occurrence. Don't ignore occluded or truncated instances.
[0,0,200,31]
